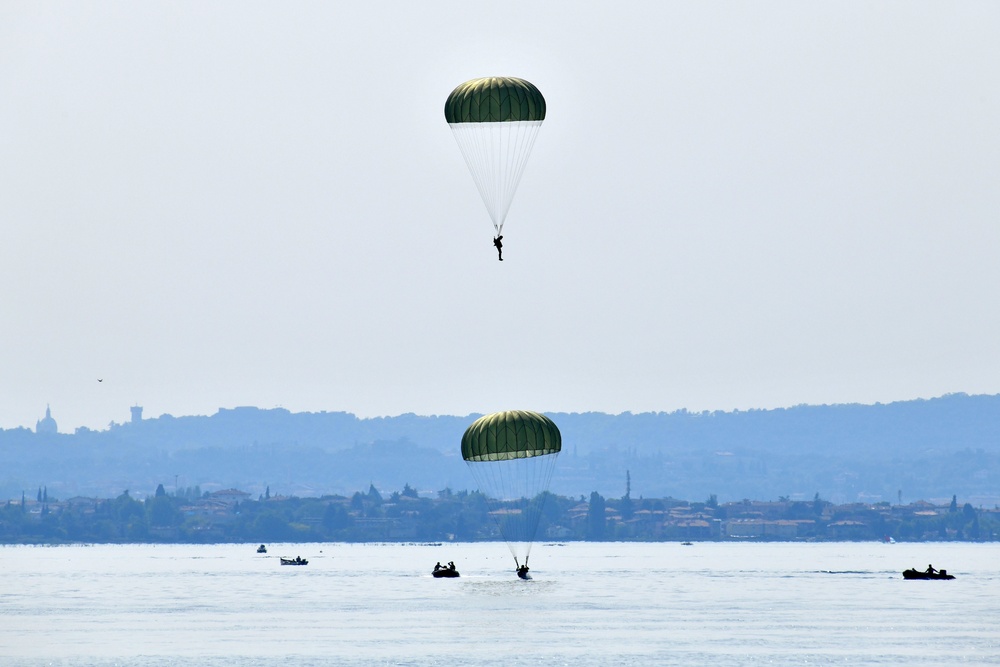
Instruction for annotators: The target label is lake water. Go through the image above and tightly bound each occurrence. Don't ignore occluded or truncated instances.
[1,541,997,666]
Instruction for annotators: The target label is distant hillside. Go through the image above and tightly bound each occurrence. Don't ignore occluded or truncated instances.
[2,393,999,505]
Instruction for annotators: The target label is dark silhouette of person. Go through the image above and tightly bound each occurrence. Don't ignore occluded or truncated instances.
[434,562,442,572]
[448,561,456,571]
[926,564,937,574]
[493,235,503,261]
[516,564,529,579]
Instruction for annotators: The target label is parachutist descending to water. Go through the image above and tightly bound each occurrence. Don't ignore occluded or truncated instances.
[446,77,544,257]
[462,411,560,580]
[493,235,503,261]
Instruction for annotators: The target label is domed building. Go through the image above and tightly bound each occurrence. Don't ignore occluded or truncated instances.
[36,405,58,434]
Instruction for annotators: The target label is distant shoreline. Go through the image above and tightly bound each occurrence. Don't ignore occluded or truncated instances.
[3,487,996,545]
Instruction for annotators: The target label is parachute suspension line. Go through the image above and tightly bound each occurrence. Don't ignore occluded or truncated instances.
[466,450,559,565]
[469,123,498,233]
[483,123,500,233]
[501,120,542,236]
[524,450,558,563]
[498,121,542,236]
[499,121,518,237]
[450,121,543,237]
[466,462,511,560]
[451,124,499,235]
[463,124,500,234]
[467,461,508,554]
[488,123,505,234]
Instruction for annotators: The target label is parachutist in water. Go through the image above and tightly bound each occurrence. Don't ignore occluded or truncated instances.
[516,564,530,579]
[493,235,503,261]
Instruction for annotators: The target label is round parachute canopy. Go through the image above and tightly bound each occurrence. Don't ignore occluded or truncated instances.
[445,77,546,236]
[461,410,561,567]
[461,410,561,461]
[444,77,546,124]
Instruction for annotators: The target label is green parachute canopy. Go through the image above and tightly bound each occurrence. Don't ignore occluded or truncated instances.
[461,410,562,462]
[444,77,546,124]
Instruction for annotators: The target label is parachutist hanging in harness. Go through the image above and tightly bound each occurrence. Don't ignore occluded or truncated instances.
[462,411,560,582]
[446,77,545,260]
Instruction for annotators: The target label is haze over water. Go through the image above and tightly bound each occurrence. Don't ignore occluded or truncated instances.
[2,541,996,666]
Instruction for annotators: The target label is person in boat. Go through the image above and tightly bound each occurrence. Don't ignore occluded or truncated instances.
[448,561,456,571]
[434,562,442,572]
[926,564,937,574]
[493,235,503,261]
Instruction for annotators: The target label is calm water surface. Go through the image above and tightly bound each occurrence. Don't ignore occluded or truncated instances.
[2,541,997,666]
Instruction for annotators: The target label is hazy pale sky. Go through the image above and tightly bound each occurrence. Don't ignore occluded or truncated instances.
[2,2,998,431]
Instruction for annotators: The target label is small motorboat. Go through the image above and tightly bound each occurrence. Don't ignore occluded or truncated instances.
[257,544,267,554]
[903,568,954,580]
[432,562,459,578]
[280,557,308,566]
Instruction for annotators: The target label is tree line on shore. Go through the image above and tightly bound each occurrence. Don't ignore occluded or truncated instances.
[2,482,997,544]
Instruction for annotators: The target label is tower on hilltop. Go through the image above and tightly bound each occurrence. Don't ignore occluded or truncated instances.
[130,405,143,423]
[36,405,58,434]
